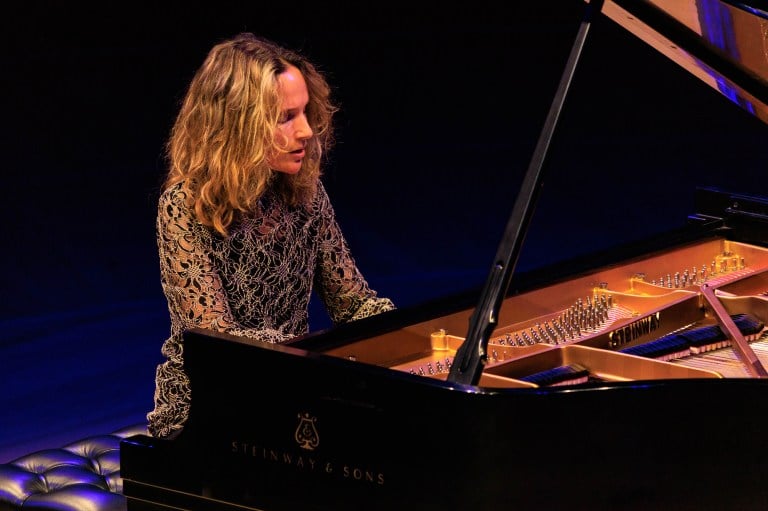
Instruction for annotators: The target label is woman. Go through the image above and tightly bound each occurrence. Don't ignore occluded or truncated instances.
[148,33,395,439]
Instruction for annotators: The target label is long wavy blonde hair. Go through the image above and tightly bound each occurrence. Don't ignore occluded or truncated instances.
[164,33,337,236]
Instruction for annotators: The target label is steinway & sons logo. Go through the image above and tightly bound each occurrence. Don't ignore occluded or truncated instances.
[295,412,319,451]
[231,410,385,486]
[608,311,661,348]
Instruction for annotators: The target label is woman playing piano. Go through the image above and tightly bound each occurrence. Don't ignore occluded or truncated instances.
[147,33,395,439]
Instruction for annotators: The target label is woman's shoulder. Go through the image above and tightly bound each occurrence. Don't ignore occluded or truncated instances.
[157,181,197,228]
[158,181,189,208]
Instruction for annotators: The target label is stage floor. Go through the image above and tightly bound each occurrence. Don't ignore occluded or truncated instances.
[0,300,167,463]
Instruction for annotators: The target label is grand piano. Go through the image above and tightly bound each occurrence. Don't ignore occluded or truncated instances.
[121,1,768,509]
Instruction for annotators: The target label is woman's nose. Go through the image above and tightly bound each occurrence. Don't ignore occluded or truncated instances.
[296,114,313,140]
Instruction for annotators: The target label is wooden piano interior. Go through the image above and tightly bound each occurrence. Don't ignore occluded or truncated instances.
[319,236,768,386]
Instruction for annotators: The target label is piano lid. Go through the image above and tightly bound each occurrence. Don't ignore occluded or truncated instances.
[603,0,768,122]
[448,0,768,384]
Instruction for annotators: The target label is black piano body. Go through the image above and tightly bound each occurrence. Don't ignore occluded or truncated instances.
[121,1,768,509]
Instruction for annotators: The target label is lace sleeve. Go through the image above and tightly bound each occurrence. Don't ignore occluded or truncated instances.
[313,184,395,325]
[157,185,291,344]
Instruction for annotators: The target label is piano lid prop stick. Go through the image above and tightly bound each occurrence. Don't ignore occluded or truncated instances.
[447,0,606,385]
[700,283,768,378]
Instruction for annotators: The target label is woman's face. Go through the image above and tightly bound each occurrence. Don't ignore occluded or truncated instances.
[267,65,313,175]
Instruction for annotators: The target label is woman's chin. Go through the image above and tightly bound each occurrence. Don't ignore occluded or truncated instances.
[271,165,302,175]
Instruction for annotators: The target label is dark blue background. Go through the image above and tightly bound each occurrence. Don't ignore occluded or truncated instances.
[5,1,767,321]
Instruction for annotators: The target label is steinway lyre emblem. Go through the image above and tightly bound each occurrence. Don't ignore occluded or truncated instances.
[295,412,320,451]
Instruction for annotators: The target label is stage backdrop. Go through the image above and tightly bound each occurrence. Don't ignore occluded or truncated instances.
[5,1,767,329]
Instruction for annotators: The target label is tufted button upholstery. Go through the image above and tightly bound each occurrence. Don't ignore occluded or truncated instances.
[0,423,147,511]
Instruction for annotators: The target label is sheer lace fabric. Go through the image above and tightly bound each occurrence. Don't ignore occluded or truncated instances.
[147,181,394,438]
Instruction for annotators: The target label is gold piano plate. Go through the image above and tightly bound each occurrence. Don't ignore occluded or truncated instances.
[485,344,724,384]
[320,238,768,380]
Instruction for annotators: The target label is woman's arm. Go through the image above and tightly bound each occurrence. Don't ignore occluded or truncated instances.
[312,183,395,325]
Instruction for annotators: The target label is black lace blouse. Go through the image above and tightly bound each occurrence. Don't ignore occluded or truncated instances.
[147,180,394,438]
